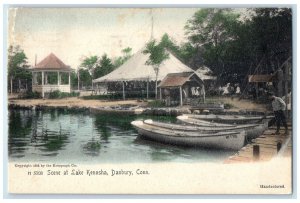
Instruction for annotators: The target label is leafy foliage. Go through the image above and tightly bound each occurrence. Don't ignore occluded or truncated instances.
[143,39,169,98]
[183,8,292,85]
[143,39,170,68]
[77,68,92,88]
[93,54,114,79]
[8,45,32,92]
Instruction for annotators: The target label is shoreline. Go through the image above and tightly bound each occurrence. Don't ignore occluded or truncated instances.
[8,96,270,116]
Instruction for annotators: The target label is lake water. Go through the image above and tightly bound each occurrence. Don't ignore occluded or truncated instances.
[8,109,236,164]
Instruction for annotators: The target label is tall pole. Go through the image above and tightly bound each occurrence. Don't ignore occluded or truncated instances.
[150,9,154,40]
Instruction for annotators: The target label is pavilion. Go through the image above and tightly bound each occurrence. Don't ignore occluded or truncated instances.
[92,49,196,100]
[30,53,73,97]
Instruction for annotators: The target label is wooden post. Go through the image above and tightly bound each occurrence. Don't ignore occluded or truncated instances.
[160,88,162,100]
[10,77,13,94]
[253,145,260,160]
[277,142,282,153]
[277,68,283,97]
[77,70,80,91]
[146,78,149,99]
[255,82,259,99]
[42,71,45,98]
[122,81,125,100]
[68,72,71,92]
[45,72,48,84]
[18,79,21,92]
[202,84,206,103]
[57,71,60,85]
[179,86,183,106]
[32,72,34,87]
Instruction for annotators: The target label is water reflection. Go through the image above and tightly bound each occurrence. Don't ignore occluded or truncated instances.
[9,110,33,157]
[8,109,235,163]
[82,137,101,156]
[94,115,112,141]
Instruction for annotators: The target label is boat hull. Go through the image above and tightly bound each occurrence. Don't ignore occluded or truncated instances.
[131,121,246,150]
[184,114,273,124]
[145,119,267,139]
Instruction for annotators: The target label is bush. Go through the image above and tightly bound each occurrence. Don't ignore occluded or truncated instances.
[147,100,165,107]
[224,103,234,109]
[48,90,61,99]
[48,90,79,99]
[22,91,42,99]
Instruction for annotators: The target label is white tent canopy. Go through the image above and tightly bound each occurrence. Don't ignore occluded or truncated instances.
[93,49,194,83]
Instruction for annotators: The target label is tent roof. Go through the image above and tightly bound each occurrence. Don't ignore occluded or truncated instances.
[93,48,194,83]
[195,66,217,80]
[31,53,72,71]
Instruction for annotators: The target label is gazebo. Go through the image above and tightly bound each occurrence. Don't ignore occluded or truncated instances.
[30,53,73,97]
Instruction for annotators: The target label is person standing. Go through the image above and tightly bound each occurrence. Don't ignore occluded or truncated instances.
[270,94,288,134]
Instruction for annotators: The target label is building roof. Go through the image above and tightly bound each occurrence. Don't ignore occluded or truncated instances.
[93,48,194,83]
[248,74,274,83]
[158,72,203,87]
[31,53,72,71]
[195,66,217,80]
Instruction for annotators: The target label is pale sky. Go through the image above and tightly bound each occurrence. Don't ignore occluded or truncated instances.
[8,7,200,69]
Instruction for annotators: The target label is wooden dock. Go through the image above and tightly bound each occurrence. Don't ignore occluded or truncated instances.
[224,122,292,163]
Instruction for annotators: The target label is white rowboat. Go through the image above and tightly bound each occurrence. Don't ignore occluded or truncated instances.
[144,119,267,139]
[183,114,273,124]
[131,120,246,150]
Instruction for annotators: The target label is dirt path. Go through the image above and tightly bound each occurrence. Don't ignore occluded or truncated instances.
[218,97,268,112]
[9,97,148,108]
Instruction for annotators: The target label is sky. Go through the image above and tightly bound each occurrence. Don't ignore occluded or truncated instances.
[8,7,200,69]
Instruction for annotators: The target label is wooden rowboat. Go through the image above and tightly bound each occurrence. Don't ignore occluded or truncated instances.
[144,119,267,139]
[183,114,273,124]
[177,115,236,127]
[131,120,246,150]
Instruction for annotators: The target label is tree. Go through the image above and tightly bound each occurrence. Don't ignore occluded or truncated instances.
[184,9,244,84]
[80,55,98,78]
[183,8,292,87]
[93,54,114,79]
[77,68,92,89]
[143,39,169,99]
[113,47,133,68]
[247,8,292,73]
[185,9,239,47]
[8,45,31,93]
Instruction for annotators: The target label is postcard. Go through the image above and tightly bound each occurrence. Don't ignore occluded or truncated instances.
[6,6,293,195]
